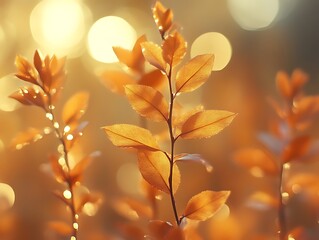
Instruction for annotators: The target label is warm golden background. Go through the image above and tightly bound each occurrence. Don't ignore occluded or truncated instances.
[0,0,319,239]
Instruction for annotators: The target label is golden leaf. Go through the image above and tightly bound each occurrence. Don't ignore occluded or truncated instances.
[100,70,136,95]
[141,42,167,72]
[281,136,312,163]
[233,148,278,176]
[162,32,187,67]
[125,84,169,122]
[137,150,180,194]
[49,154,66,183]
[276,71,292,100]
[113,35,147,73]
[15,55,38,85]
[152,1,173,37]
[70,151,101,184]
[102,124,159,151]
[10,127,44,150]
[138,69,166,90]
[179,110,237,139]
[175,54,214,94]
[10,86,47,109]
[183,190,230,221]
[62,91,89,125]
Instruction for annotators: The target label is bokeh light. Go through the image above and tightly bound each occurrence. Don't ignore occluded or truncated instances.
[87,16,137,63]
[116,162,141,195]
[191,32,232,71]
[227,0,279,30]
[0,183,15,212]
[0,75,28,112]
[30,0,89,57]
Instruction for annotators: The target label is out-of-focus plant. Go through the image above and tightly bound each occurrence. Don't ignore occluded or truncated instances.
[102,1,236,239]
[10,50,101,240]
[234,69,319,240]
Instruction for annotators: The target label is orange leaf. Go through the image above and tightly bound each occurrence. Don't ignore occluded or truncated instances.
[100,70,136,95]
[152,1,173,37]
[179,110,236,139]
[70,151,101,184]
[281,136,312,163]
[102,124,159,151]
[291,69,308,97]
[246,191,279,210]
[137,150,180,194]
[63,121,88,151]
[174,153,213,172]
[10,127,44,150]
[138,69,166,90]
[113,197,153,220]
[233,148,278,176]
[175,54,214,94]
[10,86,47,109]
[148,220,184,240]
[276,71,292,100]
[113,35,147,73]
[141,42,167,72]
[125,84,169,122]
[15,55,38,85]
[62,91,89,126]
[47,221,73,236]
[183,190,230,221]
[49,154,66,183]
[162,32,187,67]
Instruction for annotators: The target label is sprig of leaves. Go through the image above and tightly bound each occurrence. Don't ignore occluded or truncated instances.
[102,1,236,238]
[11,50,101,240]
[234,69,319,239]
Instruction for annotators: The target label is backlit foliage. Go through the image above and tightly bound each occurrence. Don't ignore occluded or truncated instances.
[234,69,319,239]
[11,50,101,239]
[102,1,236,239]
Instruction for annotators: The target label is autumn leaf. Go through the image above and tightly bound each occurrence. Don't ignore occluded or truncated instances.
[148,220,185,240]
[137,150,180,194]
[125,84,169,122]
[141,42,167,72]
[179,110,237,139]
[10,127,44,150]
[62,91,89,126]
[152,1,173,37]
[183,190,230,221]
[113,35,147,73]
[276,71,292,100]
[246,191,278,210]
[162,32,187,67]
[233,148,279,176]
[113,197,153,220]
[102,124,159,151]
[15,55,38,85]
[63,121,89,151]
[49,154,66,183]
[174,153,213,172]
[10,86,47,109]
[138,69,166,90]
[175,54,214,94]
[281,136,312,163]
[70,151,101,184]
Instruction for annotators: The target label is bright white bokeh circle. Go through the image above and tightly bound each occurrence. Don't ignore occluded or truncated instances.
[87,16,137,63]
[0,183,15,211]
[227,0,279,30]
[30,0,88,57]
[191,32,232,71]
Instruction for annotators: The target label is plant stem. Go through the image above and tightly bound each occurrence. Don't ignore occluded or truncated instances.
[47,95,78,240]
[278,164,287,240]
[166,66,180,226]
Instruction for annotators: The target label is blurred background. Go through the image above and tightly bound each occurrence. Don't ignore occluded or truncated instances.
[1,0,319,239]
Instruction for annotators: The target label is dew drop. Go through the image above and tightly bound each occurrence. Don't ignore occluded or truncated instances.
[53,122,59,129]
[284,163,291,170]
[45,113,53,121]
[63,190,72,199]
[66,134,74,141]
[48,105,55,110]
[43,127,52,135]
[73,222,79,230]
[64,125,71,133]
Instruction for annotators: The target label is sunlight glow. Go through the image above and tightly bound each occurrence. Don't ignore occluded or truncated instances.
[190,32,232,71]
[63,190,72,199]
[87,16,137,63]
[30,0,89,57]
[82,202,98,216]
[0,183,15,211]
[227,0,279,30]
